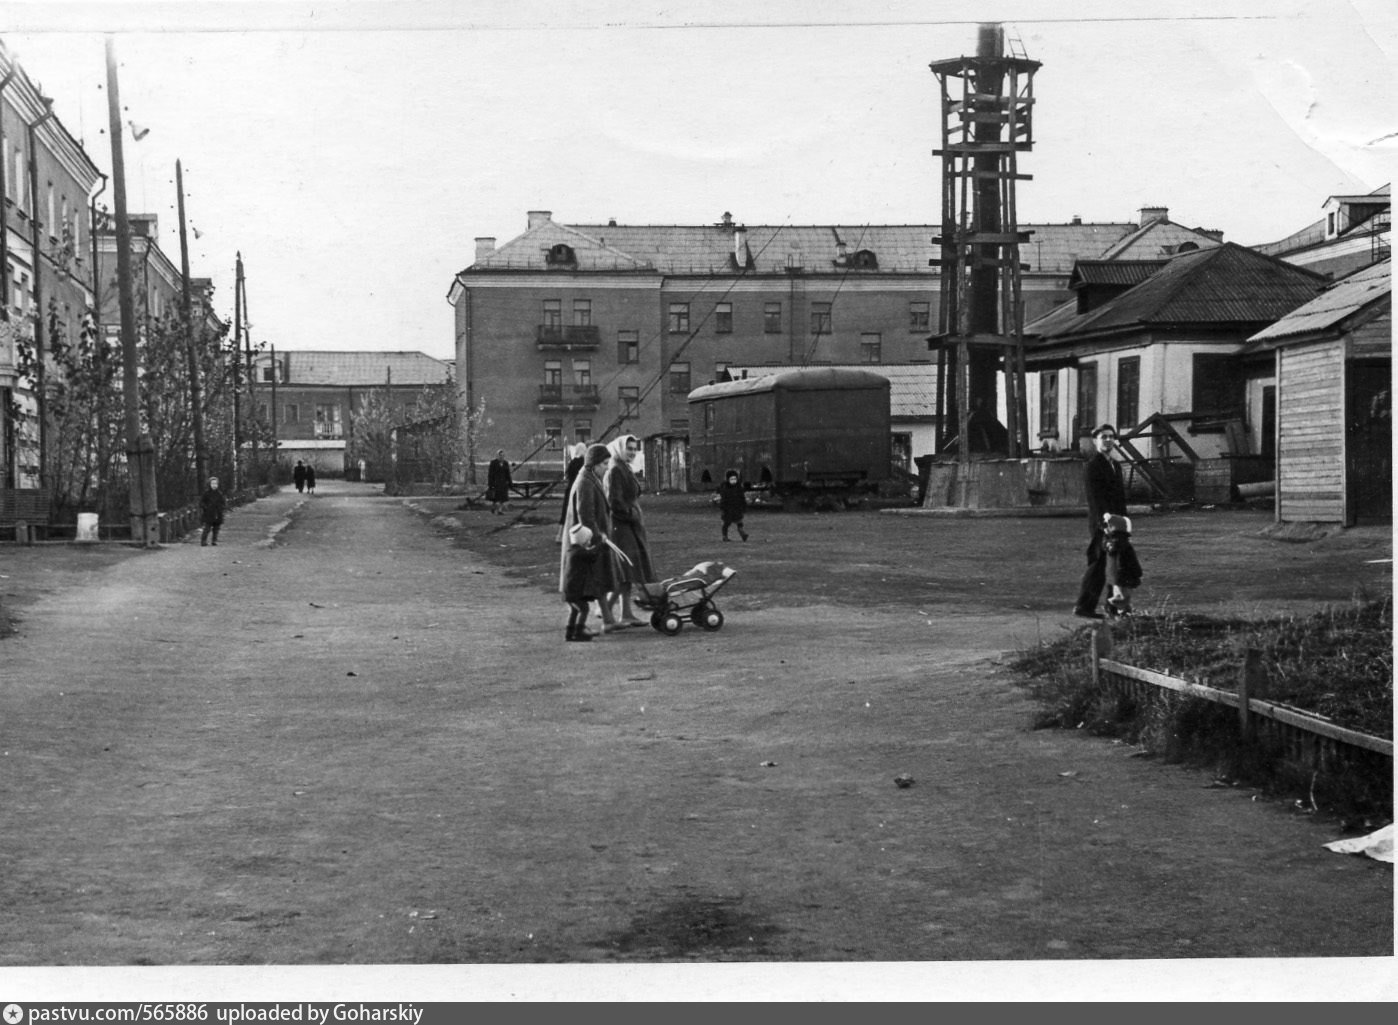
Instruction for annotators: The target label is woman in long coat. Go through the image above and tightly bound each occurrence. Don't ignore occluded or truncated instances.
[559,444,620,640]
[604,434,655,627]
[486,449,512,515]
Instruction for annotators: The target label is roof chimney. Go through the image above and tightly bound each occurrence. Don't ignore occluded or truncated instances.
[1138,206,1169,226]
[719,211,733,231]
[1070,214,1082,225]
[474,237,496,261]
[527,210,552,231]
[734,224,749,265]
[129,214,159,241]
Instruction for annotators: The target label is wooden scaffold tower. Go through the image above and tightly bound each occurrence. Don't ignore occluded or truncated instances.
[928,24,1039,465]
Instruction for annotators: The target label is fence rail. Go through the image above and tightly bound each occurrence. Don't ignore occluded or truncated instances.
[1097,658,1393,757]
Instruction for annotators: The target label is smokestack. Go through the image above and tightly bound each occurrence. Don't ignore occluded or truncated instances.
[474,237,496,261]
[527,210,552,230]
[977,23,1004,57]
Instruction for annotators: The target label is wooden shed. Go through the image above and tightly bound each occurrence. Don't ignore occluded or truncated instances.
[1243,259,1391,525]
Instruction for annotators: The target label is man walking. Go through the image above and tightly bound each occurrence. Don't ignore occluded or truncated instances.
[1074,424,1127,619]
[200,476,227,547]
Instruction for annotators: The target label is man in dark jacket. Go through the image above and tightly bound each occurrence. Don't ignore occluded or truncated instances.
[1074,424,1127,618]
[200,477,227,547]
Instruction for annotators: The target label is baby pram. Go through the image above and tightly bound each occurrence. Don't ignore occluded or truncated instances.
[635,560,737,635]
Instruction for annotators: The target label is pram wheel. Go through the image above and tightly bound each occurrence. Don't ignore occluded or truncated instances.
[691,602,724,631]
[658,612,684,636]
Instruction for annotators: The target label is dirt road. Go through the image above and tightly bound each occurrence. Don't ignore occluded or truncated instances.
[0,481,1391,998]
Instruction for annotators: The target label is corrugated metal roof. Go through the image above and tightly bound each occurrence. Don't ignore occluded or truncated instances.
[466,217,1140,277]
[1030,243,1328,343]
[282,351,452,386]
[1246,258,1391,344]
[1070,260,1166,287]
[725,362,938,418]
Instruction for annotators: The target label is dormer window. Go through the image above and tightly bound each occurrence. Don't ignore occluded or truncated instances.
[850,249,878,270]
[546,243,577,266]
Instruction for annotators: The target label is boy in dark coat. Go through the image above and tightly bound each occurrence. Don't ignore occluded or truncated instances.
[716,469,749,542]
[200,477,227,547]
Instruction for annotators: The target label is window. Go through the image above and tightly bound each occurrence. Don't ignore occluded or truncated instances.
[1191,353,1243,419]
[669,361,691,394]
[573,419,592,444]
[543,360,562,385]
[859,333,881,364]
[668,303,690,334]
[704,402,716,431]
[257,403,268,422]
[542,299,562,329]
[572,359,591,386]
[261,364,277,383]
[811,302,832,335]
[619,386,639,419]
[314,403,343,438]
[47,184,55,236]
[1,139,8,200]
[14,149,25,209]
[544,419,563,448]
[1116,356,1140,430]
[909,301,930,332]
[617,330,639,364]
[764,302,782,334]
[1075,362,1098,440]
[285,404,300,424]
[714,361,730,381]
[1038,371,1059,435]
[573,299,591,326]
[715,302,732,334]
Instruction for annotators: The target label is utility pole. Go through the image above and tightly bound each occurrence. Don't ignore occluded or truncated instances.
[244,259,258,485]
[105,36,159,544]
[232,252,242,491]
[175,159,207,489]
[269,342,278,467]
[27,92,56,493]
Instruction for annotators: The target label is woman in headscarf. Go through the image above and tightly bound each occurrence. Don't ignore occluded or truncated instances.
[559,444,621,641]
[603,433,655,629]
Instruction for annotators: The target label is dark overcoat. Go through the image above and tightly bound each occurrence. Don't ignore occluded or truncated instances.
[604,458,655,584]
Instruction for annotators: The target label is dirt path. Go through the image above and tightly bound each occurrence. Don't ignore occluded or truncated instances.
[0,482,1391,998]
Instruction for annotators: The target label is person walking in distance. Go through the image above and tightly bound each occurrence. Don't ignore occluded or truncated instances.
[200,476,227,547]
[293,460,307,494]
[487,449,512,515]
[559,444,621,641]
[305,462,316,495]
[716,468,749,542]
[1074,424,1129,619]
[604,434,654,629]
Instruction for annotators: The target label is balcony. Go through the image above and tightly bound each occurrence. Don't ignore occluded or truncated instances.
[536,324,601,350]
[538,383,600,410]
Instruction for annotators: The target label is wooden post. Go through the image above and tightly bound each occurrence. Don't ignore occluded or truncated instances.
[1239,647,1265,740]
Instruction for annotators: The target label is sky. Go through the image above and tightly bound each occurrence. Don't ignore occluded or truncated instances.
[2,1,1393,366]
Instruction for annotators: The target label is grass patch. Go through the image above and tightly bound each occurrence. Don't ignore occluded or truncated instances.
[1009,598,1393,820]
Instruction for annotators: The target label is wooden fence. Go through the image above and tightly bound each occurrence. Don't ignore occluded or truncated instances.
[1090,634,1392,789]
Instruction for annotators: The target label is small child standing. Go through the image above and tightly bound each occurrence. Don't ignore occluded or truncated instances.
[1101,513,1142,618]
[716,469,749,542]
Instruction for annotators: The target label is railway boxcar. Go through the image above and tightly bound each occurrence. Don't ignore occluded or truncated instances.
[687,368,892,503]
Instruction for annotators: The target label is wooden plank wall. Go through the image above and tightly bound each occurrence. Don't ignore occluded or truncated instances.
[1349,309,1391,359]
[1278,338,1346,522]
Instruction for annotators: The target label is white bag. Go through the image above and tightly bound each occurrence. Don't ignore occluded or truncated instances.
[569,522,593,547]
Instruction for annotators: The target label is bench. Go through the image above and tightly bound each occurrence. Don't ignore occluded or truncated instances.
[0,489,52,544]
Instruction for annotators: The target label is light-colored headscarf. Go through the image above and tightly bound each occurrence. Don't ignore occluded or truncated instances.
[607,434,640,460]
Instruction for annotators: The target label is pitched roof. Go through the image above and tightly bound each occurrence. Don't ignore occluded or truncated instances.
[465,216,1141,276]
[280,351,452,387]
[1069,260,1167,288]
[1245,258,1391,346]
[725,363,938,418]
[1098,219,1223,260]
[1029,243,1328,344]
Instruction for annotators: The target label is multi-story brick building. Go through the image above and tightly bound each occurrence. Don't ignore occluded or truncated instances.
[1,39,104,492]
[448,209,1215,486]
[247,349,453,478]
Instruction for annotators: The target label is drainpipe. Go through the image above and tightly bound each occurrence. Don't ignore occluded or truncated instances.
[0,67,18,323]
